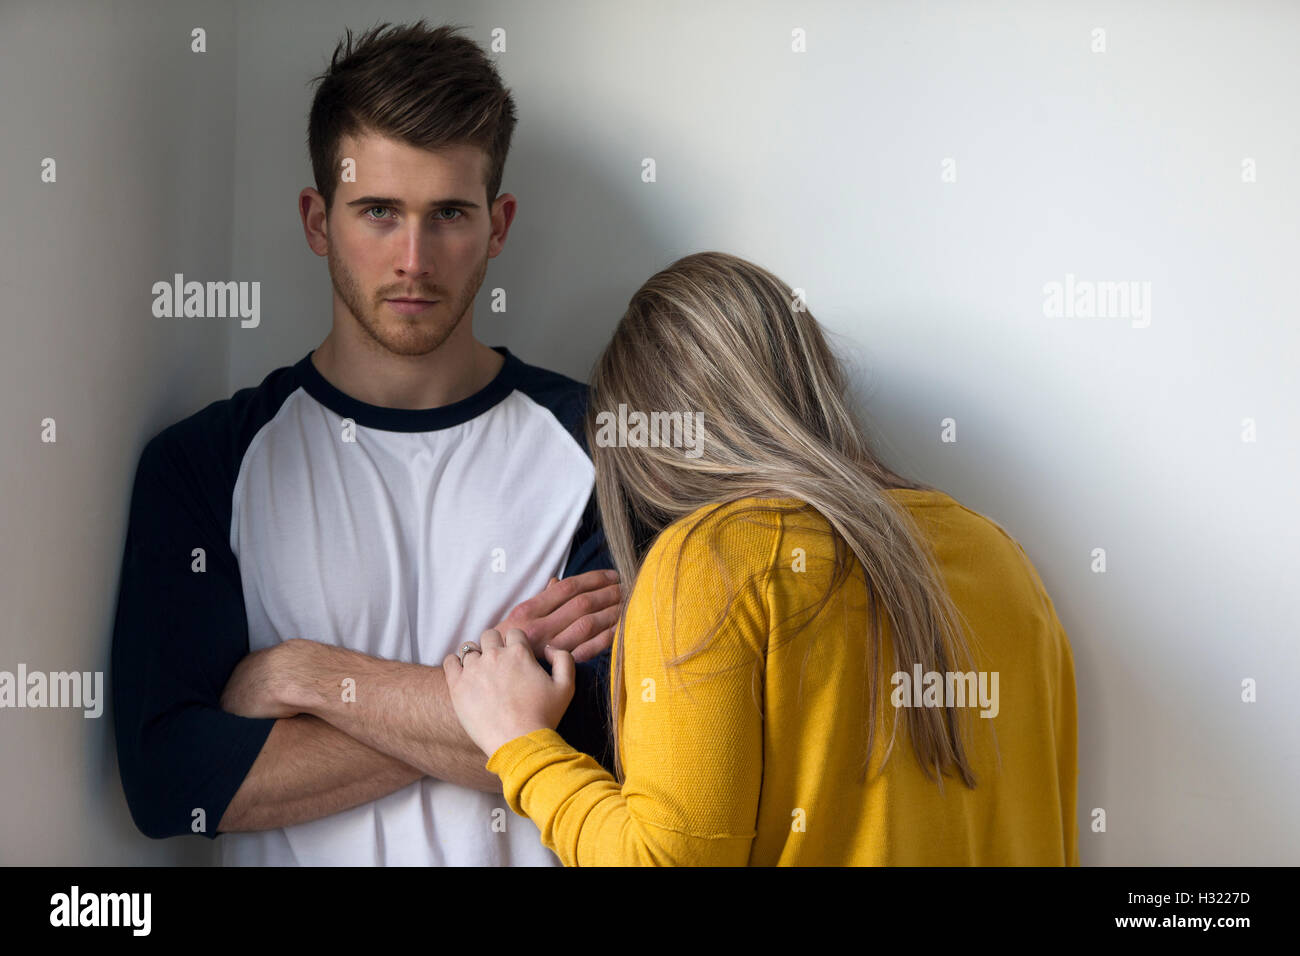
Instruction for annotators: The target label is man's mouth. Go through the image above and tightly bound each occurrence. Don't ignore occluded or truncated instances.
[385,297,439,315]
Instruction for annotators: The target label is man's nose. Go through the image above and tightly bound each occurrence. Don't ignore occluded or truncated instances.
[395,223,435,277]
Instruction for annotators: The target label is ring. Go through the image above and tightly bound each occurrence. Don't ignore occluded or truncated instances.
[457,642,482,665]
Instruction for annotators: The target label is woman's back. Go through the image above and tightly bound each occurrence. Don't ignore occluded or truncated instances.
[614,490,1078,865]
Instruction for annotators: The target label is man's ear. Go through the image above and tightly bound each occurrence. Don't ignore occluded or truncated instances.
[299,187,331,257]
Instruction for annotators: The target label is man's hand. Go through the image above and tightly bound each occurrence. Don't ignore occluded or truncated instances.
[220,643,302,719]
[497,569,622,663]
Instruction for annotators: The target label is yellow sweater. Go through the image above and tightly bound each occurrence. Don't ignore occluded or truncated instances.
[486,490,1079,865]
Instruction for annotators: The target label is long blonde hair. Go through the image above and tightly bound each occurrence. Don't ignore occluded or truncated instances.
[584,251,989,790]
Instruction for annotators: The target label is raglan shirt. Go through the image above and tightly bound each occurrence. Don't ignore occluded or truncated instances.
[110,346,615,866]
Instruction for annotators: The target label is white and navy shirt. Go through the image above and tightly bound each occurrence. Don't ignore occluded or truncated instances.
[111,347,614,865]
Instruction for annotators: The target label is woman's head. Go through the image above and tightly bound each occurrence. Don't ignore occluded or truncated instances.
[586,251,988,788]
[587,251,920,570]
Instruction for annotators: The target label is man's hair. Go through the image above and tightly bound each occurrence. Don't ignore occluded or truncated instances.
[307,20,517,214]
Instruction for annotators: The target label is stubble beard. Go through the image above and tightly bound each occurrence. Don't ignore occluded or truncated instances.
[327,242,488,358]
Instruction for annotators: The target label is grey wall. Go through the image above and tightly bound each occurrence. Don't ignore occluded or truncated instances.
[0,0,236,863]
[1,0,1296,865]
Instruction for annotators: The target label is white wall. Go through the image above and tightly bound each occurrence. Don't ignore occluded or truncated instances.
[0,0,236,863]
[2,0,1295,865]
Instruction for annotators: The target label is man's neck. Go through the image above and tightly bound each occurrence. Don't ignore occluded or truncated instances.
[310,328,505,410]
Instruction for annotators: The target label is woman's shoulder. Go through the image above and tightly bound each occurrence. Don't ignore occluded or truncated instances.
[631,500,802,606]
[653,489,959,552]
[649,489,1033,590]
[646,497,793,566]
[884,490,1065,631]
[664,488,964,535]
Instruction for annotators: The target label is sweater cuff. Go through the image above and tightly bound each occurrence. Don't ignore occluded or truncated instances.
[485,727,573,815]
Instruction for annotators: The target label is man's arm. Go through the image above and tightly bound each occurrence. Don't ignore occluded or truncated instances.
[217,716,426,832]
[224,569,621,782]
[111,430,281,840]
[217,567,623,830]
[111,426,460,839]
[218,672,497,833]
[250,644,499,785]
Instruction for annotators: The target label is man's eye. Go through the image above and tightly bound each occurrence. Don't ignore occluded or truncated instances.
[363,207,462,222]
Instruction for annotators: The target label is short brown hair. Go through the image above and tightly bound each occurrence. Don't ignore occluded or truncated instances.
[307,20,517,213]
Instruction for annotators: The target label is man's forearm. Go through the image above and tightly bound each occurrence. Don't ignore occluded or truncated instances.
[217,714,424,833]
[281,641,502,792]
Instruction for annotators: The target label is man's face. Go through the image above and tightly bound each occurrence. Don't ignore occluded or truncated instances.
[323,133,499,357]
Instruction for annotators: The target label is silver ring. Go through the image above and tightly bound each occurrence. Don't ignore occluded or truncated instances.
[457,642,482,665]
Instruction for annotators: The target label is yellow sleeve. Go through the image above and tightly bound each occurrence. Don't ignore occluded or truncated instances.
[1055,614,1080,867]
[486,504,775,865]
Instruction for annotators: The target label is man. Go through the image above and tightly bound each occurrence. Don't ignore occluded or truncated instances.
[110,20,620,866]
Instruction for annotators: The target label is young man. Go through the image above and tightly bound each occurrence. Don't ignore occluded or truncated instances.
[110,21,620,866]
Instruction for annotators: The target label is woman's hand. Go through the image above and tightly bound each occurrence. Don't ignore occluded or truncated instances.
[444,627,576,759]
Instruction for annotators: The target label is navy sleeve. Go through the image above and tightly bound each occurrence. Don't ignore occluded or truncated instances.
[550,483,616,775]
[508,357,617,774]
[110,427,276,840]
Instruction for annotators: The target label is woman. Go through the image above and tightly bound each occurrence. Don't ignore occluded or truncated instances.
[444,251,1078,865]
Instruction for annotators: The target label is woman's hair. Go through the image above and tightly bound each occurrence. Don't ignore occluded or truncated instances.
[306,20,517,214]
[585,251,991,790]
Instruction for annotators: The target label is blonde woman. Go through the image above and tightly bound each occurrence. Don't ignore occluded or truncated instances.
[445,252,1078,865]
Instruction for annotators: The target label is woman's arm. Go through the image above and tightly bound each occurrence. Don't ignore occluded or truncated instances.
[486,509,775,865]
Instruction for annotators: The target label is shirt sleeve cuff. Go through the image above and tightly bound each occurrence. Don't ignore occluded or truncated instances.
[485,727,575,815]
